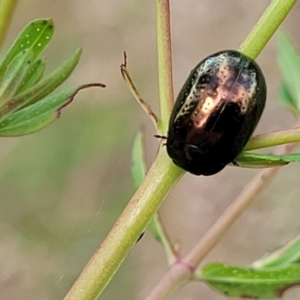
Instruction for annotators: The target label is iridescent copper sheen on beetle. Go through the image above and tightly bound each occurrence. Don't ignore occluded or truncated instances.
[166,50,266,176]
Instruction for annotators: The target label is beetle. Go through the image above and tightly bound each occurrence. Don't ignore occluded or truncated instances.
[166,50,266,176]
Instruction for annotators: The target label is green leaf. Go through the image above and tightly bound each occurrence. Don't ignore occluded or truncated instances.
[277,32,300,115]
[0,19,53,81]
[278,153,300,162]
[0,49,33,105]
[0,18,104,137]
[0,48,82,121]
[200,262,300,299]
[253,235,300,269]
[235,152,300,168]
[132,132,146,189]
[0,84,103,136]
[147,214,168,246]
[131,132,163,243]
[131,132,176,263]
[147,215,176,265]
[278,83,299,116]
[16,58,46,94]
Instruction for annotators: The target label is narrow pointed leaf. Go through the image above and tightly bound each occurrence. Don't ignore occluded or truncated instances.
[132,132,146,189]
[278,83,298,116]
[0,83,104,136]
[200,262,300,299]
[253,235,300,269]
[0,88,76,135]
[280,153,300,162]
[131,132,163,243]
[121,54,158,128]
[0,49,32,106]
[131,132,176,263]
[0,48,82,121]
[17,58,45,94]
[0,19,53,80]
[277,32,300,115]
[235,152,300,168]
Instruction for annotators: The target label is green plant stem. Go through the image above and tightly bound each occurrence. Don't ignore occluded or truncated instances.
[64,0,297,299]
[156,0,174,134]
[245,127,300,151]
[0,0,18,49]
[239,0,297,59]
[63,149,184,300]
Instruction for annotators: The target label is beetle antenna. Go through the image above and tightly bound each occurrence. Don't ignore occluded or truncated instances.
[154,134,167,139]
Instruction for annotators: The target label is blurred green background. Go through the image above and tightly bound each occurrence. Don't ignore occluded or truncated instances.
[1,1,300,299]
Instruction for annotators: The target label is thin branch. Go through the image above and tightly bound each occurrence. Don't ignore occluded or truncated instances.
[120,52,159,128]
[239,0,297,59]
[156,0,174,133]
[245,127,300,151]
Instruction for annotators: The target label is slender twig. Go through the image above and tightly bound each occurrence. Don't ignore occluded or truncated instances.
[0,0,18,49]
[120,52,159,128]
[245,127,300,151]
[239,0,297,59]
[156,0,174,133]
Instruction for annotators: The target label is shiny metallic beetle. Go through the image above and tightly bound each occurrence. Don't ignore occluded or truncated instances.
[166,50,266,176]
